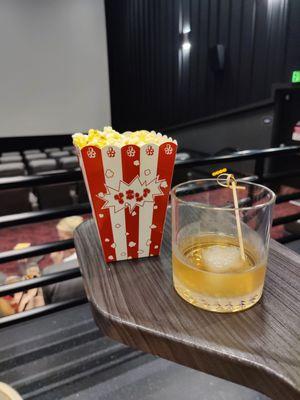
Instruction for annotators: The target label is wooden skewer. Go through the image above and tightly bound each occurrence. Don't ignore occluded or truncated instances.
[216,173,246,261]
[230,179,246,261]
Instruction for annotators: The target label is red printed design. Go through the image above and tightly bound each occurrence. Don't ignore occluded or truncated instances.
[107,147,116,157]
[122,145,140,259]
[149,142,177,256]
[146,145,154,156]
[81,146,116,261]
[100,176,164,213]
[79,142,177,262]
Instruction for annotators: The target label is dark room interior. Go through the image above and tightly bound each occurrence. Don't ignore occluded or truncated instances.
[0,1,299,400]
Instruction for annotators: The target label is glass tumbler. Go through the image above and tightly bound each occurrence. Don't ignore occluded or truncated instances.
[171,179,275,313]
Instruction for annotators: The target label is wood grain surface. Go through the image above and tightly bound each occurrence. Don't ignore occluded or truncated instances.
[74,211,300,400]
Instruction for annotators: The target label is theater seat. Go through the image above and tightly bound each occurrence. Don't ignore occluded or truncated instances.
[49,150,69,159]
[173,149,210,185]
[59,156,79,170]
[0,162,31,216]
[77,181,89,203]
[0,162,25,177]
[0,155,22,163]
[44,147,60,154]
[37,181,76,209]
[1,151,21,157]
[29,160,76,209]
[23,149,41,155]
[25,153,47,162]
[43,260,85,303]
[62,146,74,152]
[28,159,57,174]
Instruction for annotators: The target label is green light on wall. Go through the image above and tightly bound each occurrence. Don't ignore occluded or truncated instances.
[292,71,300,83]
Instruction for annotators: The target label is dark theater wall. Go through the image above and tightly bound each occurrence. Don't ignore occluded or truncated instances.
[105,0,300,131]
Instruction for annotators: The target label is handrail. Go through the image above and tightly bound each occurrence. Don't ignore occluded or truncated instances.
[0,146,299,190]
[0,267,81,296]
[0,171,298,267]
[0,179,298,230]
[0,203,91,229]
[0,239,74,264]
[0,297,87,328]
[1,195,299,266]
[273,212,300,226]
[175,145,300,169]
[0,169,82,190]
[275,192,300,204]
[278,233,300,244]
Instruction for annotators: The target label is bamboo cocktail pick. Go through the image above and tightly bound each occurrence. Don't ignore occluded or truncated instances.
[216,173,246,261]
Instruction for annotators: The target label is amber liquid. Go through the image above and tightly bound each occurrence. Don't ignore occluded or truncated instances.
[172,234,266,312]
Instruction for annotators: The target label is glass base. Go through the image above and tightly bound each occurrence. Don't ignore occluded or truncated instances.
[173,277,263,313]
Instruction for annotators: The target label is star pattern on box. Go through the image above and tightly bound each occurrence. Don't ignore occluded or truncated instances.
[97,175,167,213]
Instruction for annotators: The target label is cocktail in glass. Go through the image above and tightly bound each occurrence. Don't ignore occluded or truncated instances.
[171,179,275,312]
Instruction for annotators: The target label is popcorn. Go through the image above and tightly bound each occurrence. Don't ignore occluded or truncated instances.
[74,126,177,262]
[72,132,88,148]
[72,127,177,149]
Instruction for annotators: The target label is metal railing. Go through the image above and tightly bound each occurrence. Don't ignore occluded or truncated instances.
[0,144,299,326]
[0,298,86,327]
[0,203,91,229]
[0,239,74,264]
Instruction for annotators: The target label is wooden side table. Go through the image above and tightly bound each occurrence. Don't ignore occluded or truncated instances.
[75,211,300,400]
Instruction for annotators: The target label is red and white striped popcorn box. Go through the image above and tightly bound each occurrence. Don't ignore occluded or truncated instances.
[78,141,177,262]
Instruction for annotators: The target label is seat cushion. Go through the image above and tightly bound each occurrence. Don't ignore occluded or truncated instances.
[0,162,25,177]
[59,156,79,170]
[28,159,57,174]
[0,188,31,216]
[49,151,70,159]
[0,155,22,163]
[23,149,41,155]
[1,151,21,157]
[62,146,74,151]
[36,182,75,209]
[44,147,60,154]
[77,181,89,203]
[43,260,85,303]
[25,153,47,161]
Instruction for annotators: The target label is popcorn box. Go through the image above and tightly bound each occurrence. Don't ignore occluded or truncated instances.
[78,142,177,262]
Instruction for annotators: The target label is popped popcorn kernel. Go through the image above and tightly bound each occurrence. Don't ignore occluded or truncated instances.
[72,132,88,148]
[72,127,176,149]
